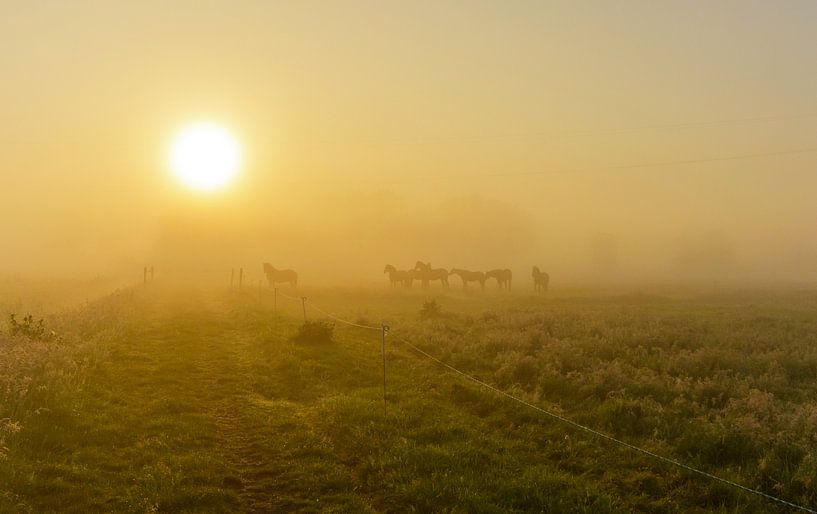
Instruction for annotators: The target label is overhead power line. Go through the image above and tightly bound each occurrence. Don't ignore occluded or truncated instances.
[276,144,817,186]
[287,112,817,147]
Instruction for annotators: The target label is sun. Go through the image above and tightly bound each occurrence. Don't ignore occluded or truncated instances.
[170,122,241,191]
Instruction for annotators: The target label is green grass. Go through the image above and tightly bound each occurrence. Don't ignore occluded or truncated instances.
[1,283,816,512]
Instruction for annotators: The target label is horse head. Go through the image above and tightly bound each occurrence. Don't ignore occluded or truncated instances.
[532,266,539,277]
[384,264,395,273]
[415,261,431,271]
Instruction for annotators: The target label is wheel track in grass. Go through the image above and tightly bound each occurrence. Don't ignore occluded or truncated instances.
[76,286,285,512]
[162,289,283,512]
[168,289,369,512]
[124,291,380,512]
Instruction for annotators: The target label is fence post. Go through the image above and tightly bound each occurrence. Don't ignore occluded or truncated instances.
[239,268,243,289]
[143,266,147,284]
[231,268,234,287]
[381,324,389,417]
[150,266,155,281]
[301,297,307,322]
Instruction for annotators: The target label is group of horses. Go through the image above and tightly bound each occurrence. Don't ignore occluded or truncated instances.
[263,261,550,291]
[384,262,550,291]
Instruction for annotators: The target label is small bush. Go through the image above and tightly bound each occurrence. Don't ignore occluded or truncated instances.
[291,321,334,344]
[8,314,55,341]
[419,300,443,319]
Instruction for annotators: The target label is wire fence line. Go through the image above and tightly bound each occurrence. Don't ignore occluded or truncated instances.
[306,301,382,331]
[272,288,382,331]
[391,336,816,514]
[265,289,815,513]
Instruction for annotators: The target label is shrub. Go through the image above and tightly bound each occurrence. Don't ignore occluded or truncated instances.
[8,314,55,341]
[419,300,443,319]
[291,320,334,344]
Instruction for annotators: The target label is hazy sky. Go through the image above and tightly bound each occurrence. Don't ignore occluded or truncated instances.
[2,1,816,283]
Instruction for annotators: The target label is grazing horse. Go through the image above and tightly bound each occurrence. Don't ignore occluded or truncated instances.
[532,266,549,292]
[486,269,512,290]
[449,268,486,291]
[414,261,449,288]
[383,264,412,288]
[263,263,298,287]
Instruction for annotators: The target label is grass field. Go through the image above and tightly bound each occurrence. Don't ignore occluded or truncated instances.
[1,283,816,513]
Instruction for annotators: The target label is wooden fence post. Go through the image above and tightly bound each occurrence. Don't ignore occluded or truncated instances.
[231,268,235,287]
[143,266,147,284]
[381,324,389,417]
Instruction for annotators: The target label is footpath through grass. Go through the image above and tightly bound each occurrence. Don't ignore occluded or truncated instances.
[2,285,811,512]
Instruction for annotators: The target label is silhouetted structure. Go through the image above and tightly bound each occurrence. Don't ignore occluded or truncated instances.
[485,269,512,290]
[414,261,449,288]
[449,268,486,291]
[532,266,549,292]
[383,264,413,287]
[262,263,298,287]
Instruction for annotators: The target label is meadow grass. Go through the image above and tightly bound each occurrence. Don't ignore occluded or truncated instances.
[1,283,815,512]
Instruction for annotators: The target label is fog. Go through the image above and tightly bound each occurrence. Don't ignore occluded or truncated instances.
[3,1,817,286]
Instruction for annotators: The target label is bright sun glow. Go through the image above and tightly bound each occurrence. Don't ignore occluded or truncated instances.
[170,122,241,191]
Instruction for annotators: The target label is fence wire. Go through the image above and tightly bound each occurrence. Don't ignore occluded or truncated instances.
[266,288,815,513]
[273,289,382,331]
[391,335,816,514]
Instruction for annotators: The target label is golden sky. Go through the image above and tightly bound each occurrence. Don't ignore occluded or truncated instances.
[2,1,817,283]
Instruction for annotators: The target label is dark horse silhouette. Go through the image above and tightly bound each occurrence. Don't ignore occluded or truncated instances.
[414,261,449,288]
[532,266,549,292]
[263,263,298,287]
[449,268,486,291]
[485,269,512,290]
[383,264,413,287]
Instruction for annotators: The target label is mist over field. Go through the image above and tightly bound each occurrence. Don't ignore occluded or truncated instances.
[4,2,817,513]
[3,1,817,285]
[5,174,817,286]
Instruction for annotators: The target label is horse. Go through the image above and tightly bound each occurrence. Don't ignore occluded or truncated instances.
[414,261,449,288]
[383,264,413,288]
[262,263,298,287]
[486,269,512,290]
[532,266,549,292]
[449,268,486,291]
